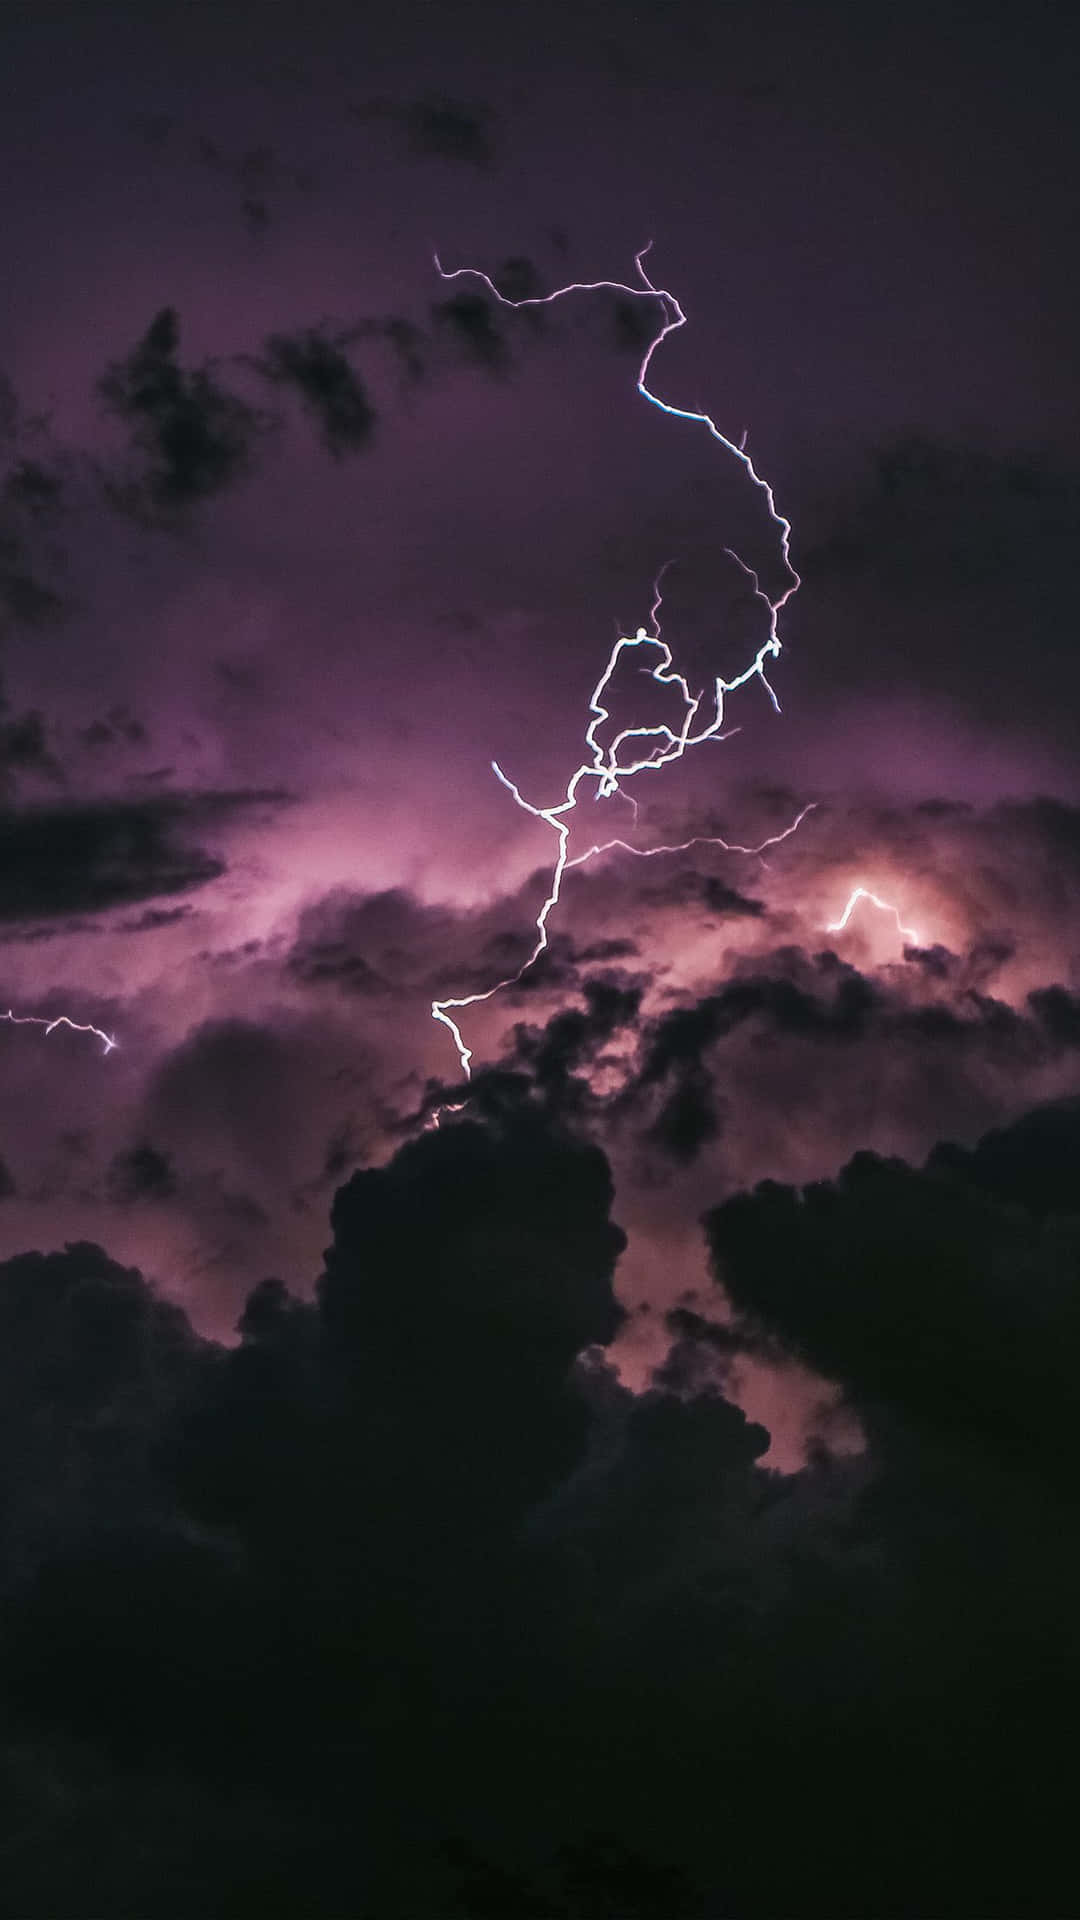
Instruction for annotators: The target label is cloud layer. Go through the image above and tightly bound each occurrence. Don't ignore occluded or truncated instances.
[0,1089,1078,1913]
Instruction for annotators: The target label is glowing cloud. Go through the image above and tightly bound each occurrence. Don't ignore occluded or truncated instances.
[826,887,920,948]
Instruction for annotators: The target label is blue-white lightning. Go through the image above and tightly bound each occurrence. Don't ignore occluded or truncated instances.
[431,248,806,1078]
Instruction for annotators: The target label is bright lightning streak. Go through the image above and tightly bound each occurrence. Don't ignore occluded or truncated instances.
[2,1009,118,1054]
[564,802,818,875]
[826,888,920,947]
[430,248,805,1079]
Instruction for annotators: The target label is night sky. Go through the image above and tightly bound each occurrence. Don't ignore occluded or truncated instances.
[2,0,1080,1912]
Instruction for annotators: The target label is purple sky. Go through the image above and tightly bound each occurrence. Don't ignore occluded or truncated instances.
[1,0,1079,1463]
[5,5,1080,1911]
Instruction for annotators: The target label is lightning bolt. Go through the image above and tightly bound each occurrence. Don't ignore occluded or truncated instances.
[430,247,806,1079]
[826,888,920,947]
[2,1009,118,1054]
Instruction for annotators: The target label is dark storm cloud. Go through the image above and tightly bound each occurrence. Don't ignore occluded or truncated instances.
[147,1018,295,1165]
[0,1242,209,1579]
[5,262,582,577]
[316,1114,627,1510]
[603,930,1080,1166]
[640,867,765,917]
[614,952,882,1164]
[288,882,540,1002]
[350,94,497,170]
[0,700,62,796]
[644,1058,722,1164]
[98,308,267,514]
[998,793,1080,860]
[496,975,645,1124]
[0,1110,647,1909]
[705,1095,1080,1477]
[287,886,422,993]
[905,933,1016,988]
[0,1109,626,1729]
[641,957,881,1060]
[926,1093,1080,1220]
[427,257,570,373]
[431,288,510,372]
[357,274,545,385]
[134,1009,406,1268]
[289,880,645,1013]
[286,883,649,1144]
[573,935,640,963]
[87,273,568,519]
[255,327,375,454]
[1027,983,1080,1044]
[609,292,661,353]
[0,787,286,922]
[405,96,495,168]
[106,1142,178,1205]
[2,1092,1080,1912]
[2,0,1080,1903]
[657,1302,792,1386]
[533,1368,770,1576]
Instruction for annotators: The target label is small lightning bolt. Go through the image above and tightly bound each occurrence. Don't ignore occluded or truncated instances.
[826,888,920,947]
[2,1009,118,1054]
[430,249,807,1078]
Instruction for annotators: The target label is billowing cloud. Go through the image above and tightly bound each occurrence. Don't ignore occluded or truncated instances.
[0,1092,1076,1912]
[0,7,1078,1908]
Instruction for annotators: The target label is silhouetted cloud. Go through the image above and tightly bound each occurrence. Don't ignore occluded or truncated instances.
[0,699,63,796]
[256,328,375,454]
[706,1095,1080,1479]
[0,1241,209,1582]
[0,788,286,922]
[610,940,1080,1165]
[431,289,509,371]
[504,975,644,1121]
[99,308,266,513]
[0,1092,1079,1912]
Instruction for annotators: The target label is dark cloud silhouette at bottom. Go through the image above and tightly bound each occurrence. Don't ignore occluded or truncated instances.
[0,1095,1079,1914]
